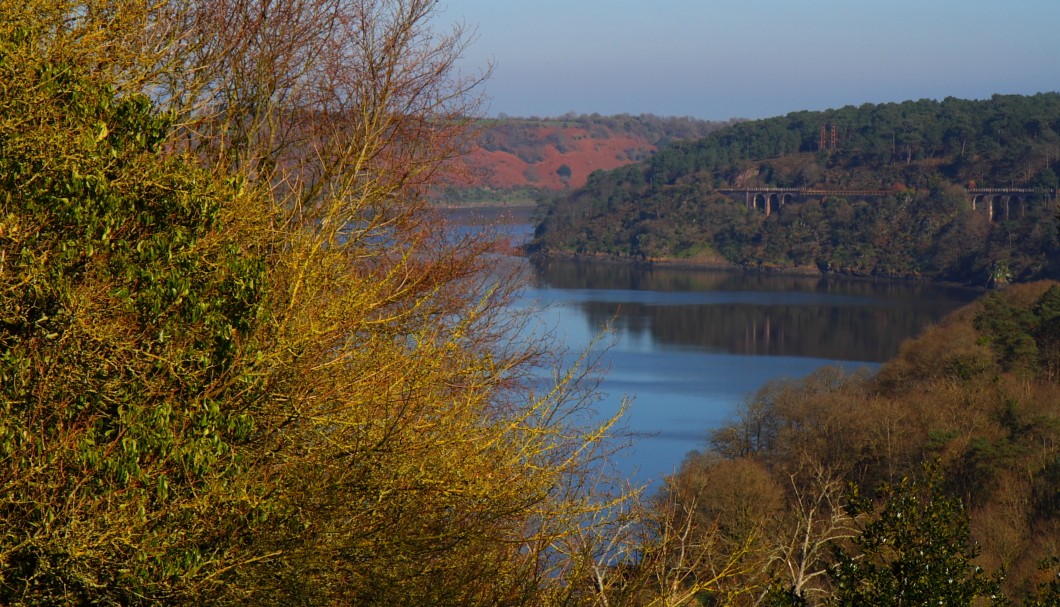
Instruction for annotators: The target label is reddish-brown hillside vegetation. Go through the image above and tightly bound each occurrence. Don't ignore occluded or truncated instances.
[436,115,732,202]
[459,125,655,190]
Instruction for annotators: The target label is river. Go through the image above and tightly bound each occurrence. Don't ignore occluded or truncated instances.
[448,206,982,486]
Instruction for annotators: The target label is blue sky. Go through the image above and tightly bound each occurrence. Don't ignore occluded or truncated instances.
[439,0,1060,120]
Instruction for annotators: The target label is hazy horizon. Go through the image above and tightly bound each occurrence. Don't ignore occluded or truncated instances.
[441,0,1060,121]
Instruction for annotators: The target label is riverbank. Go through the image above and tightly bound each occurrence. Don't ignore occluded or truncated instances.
[440,204,987,288]
[526,248,991,289]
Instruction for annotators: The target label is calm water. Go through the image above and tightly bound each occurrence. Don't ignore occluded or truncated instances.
[448,206,981,485]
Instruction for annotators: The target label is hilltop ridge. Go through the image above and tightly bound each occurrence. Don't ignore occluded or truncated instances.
[531,94,1060,286]
[435,113,734,204]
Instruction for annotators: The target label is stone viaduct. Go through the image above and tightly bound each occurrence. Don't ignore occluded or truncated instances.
[717,187,1059,221]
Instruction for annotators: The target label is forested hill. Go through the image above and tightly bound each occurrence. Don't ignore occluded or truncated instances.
[669,280,1060,602]
[532,94,1060,286]
[434,113,735,204]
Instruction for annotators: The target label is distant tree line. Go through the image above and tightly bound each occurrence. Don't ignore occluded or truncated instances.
[485,112,740,146]
[640,94,1060,189]
[474,114,733,163]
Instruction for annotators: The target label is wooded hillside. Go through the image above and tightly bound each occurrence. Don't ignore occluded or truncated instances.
[435,114,733,204]
[661,281,1060,605]
[532,95,1060,285]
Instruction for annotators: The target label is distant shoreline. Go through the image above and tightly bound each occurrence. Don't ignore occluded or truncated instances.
[526,249,987,289]
[434,200,538,210]
[528,249,809,275]
[441,204,987,288]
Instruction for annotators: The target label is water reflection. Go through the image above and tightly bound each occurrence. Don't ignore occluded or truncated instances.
[531,258,979,363]
[441,208,982,483]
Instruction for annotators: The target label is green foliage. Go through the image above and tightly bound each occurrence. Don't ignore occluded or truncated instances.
[765,583,809,607]
[825,473,1004,607]
[435,184,546,206]
[975,292,1040,371]
[0,14,274,604]
[1034,286,1060,379]
[975,286,1060,375]
[533,95,1060,285]
[1021,558,1060,607]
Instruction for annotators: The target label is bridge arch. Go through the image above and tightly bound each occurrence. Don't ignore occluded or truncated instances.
[752,193,767,212]
[966,187,1053,220]
[767,193,782,216]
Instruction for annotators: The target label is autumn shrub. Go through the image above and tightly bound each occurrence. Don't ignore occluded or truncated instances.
[670,282,1059,605]
[0,1,633,605]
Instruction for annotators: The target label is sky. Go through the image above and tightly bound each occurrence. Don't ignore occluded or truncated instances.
[438,0,1060,120]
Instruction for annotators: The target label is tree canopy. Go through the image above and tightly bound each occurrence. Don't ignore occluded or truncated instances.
[662,282,1060,606]
[532,95,1060,285]
[0,1,631,604]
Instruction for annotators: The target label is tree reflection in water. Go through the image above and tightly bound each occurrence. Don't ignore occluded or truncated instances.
[531,257,980,363]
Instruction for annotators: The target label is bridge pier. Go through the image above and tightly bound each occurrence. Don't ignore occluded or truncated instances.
[970,195,1007,221]
[721,187,1054,221]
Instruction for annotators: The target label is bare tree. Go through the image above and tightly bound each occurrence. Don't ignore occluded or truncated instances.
[767,465,857,604]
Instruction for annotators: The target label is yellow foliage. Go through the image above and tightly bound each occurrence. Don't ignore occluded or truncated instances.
[0,1,639,605]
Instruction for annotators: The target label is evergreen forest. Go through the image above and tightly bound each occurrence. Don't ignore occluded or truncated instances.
[533,94,1060,285]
